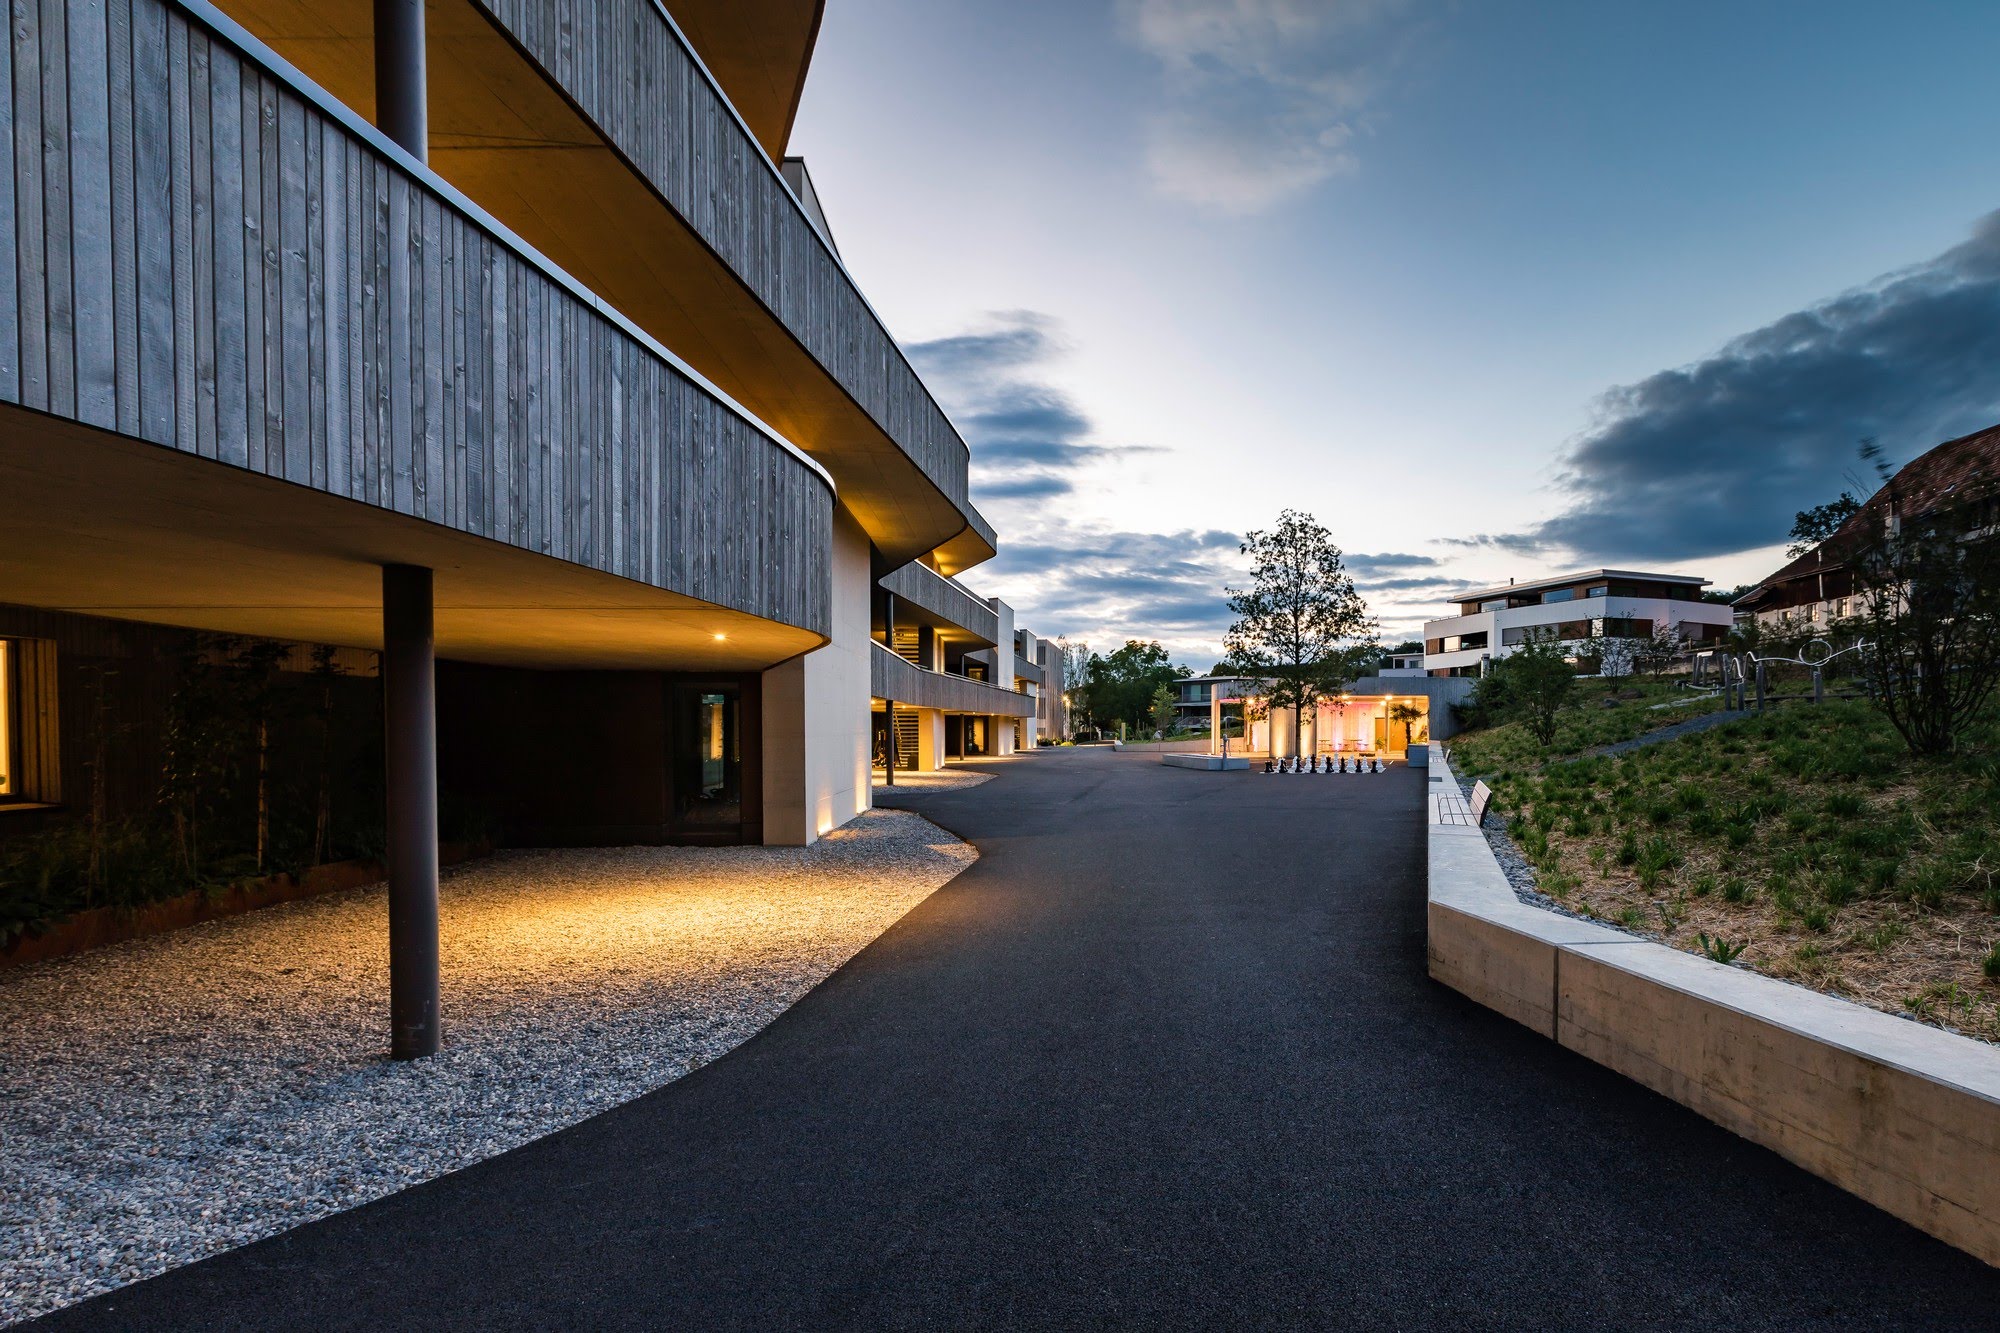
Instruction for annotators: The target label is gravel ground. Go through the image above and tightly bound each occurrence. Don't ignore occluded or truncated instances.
[0,809,975,1326]
[870,769,994,794]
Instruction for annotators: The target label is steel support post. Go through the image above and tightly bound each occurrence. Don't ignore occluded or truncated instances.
[374,0,428,161]
[383,564,441,1059]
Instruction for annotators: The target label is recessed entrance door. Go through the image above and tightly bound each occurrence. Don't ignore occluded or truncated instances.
[671,684,742,840]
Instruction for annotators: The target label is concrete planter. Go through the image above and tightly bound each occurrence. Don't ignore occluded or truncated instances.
[1426,751,2000,1267]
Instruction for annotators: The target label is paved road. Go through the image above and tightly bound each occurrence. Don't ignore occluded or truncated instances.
[48,750,2000,1328]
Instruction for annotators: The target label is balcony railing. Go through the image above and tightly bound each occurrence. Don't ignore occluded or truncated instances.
[871,643,1034,718]
[880,562,1000,646]
[6,0,837,637]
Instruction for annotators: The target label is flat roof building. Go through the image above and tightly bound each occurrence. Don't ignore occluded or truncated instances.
[1422,570,1733,677]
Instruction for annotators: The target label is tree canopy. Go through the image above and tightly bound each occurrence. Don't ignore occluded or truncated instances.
[1218,510,1378,753]
[1786,493,1862,558]
[1076,640,1188,734]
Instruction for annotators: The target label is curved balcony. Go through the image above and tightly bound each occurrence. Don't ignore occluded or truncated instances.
[0,0,833,670]
[212,0,992,572]
[871,644,1033,718]
[880,561,999,648]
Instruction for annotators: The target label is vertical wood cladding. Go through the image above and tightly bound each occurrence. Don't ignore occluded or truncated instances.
[3,0,832,637]
[474,0,973,517]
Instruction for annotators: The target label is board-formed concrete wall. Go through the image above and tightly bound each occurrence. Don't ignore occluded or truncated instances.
[1427,750,2000,1267]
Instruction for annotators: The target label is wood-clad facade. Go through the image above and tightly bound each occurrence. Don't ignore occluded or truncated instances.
[2,0,832,636]
[473,0,972,518]
[880,561,1000,648]
[870,643,1033,720]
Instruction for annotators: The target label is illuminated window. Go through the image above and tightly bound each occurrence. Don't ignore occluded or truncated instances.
[0,639,11,797]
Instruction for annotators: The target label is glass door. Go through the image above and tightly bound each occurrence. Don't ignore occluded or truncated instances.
[671,684,742,837]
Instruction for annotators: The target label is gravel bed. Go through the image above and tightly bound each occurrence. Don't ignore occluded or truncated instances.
[1455,775,1632,930]
[870,769,994,794]
[0,809,975,1326]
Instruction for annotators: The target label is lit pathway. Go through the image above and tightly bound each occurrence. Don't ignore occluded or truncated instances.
[46,749,2000,1328]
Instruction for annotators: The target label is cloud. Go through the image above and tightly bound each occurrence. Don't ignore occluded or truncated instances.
[905,312,1160,508]
[1117,0,1424,214]
[1345,550,1439,578]
[1512,211,2000,564]
[974,523,1248,664]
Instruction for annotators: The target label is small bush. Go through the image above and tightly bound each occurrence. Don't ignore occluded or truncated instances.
[1696,932,1747,964]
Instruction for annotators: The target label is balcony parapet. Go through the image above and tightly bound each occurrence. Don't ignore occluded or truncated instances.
[880,562,999,647]
[1,0,835,641]
[465,0,988,569]
[871,643,1034,718]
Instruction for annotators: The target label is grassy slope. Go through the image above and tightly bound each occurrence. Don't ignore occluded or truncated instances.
[1450,687,2000,1042]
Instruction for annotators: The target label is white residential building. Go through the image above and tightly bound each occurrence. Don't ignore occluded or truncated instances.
[1422,570,1734,677]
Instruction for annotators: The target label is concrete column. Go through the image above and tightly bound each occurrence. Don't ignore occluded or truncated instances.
[382,564,440,1059]
[374,0,428,161]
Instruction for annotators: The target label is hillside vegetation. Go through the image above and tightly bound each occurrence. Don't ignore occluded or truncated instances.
[1451,686,2000,1042]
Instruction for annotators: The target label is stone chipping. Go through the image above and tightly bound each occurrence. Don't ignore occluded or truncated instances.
[0,808,975,1326]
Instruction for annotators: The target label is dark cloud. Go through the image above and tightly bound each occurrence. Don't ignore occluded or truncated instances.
[1512,211,2000,564]
[905,312,1158,508]
[1345,550,1440,580]
[902,310,1059,381]
[978,476,1075,501]
[1354,575,1460,593]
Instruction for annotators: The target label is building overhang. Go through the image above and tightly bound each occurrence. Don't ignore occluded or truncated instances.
[662,0,824,162]
[0,412,824,672]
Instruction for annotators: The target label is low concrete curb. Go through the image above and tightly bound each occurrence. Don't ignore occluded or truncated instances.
[1160,753,1250,770]
[1427,750,2000,1267]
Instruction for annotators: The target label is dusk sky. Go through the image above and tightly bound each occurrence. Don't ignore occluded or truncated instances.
[790,1,2000,666]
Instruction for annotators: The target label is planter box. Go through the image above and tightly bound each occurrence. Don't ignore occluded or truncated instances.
[1,843,488,971]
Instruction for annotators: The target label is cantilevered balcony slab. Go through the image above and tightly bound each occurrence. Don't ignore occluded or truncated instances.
[212,0,994,572]
[661,0,822,163]
[0,0,832,670]
[880,562,999,648]
[871,645,1034,719]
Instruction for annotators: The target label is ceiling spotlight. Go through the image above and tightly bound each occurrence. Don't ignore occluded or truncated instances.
[712,632,728,641]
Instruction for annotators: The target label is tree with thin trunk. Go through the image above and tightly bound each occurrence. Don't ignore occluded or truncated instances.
[1219,510,1378,758]
[1850,458,2000,755]
[1474,627,1575,746]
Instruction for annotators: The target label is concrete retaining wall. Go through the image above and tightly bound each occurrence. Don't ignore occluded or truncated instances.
[1427,750,2000,1266]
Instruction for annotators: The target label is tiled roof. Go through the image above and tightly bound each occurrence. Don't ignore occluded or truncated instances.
[1735,421,2000,609]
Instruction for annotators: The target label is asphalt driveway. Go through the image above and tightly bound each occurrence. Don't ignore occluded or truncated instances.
[43,748,2000,1329]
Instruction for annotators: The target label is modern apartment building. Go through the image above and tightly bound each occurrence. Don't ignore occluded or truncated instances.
[0,0,1036,1052]
[1422,571,1734,677]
